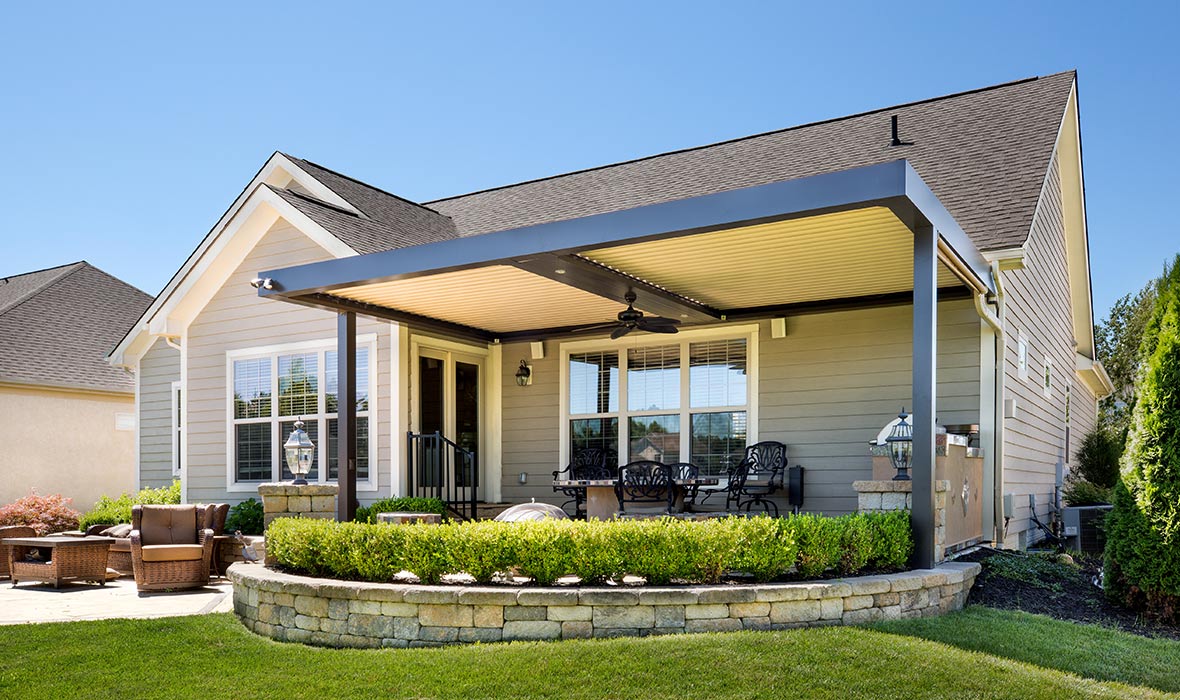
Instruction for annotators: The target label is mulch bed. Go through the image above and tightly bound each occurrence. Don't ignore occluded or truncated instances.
[958,547,1180,640]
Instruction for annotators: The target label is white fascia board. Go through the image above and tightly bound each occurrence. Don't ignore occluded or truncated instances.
[107,153,359,367]
[982,246,1027,271]
[1075,352,1115,398]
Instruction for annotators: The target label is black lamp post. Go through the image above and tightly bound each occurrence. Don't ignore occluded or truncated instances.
[284,418,315,485]
[886,408,913,481]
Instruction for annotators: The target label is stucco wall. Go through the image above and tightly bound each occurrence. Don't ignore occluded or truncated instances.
[138,337,180,489]
[184,219,393,506]
[497,298,981,514]
[0,384,135,510]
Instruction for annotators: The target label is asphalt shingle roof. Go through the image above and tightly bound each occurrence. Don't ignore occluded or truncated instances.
[282,71,1076,256]
[0,262,152,393]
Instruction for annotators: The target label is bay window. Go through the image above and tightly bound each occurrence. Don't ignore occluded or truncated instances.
[564,331,754,476]
[228,337,374,488]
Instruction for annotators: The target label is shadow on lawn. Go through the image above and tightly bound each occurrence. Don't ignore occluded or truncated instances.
[873,605,1180,694]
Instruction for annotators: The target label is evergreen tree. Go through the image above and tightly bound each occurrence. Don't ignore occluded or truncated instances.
[1104,254,1180,621]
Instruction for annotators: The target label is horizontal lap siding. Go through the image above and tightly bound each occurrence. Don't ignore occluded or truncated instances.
[759,300,980,514]
[138,338,180,488]
[497,300,981,514]
[1000,154,1101,547]
[185,222,392,506]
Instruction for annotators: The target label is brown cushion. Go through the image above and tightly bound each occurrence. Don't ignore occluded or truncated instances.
[140,506,199,545]
[110,539,131,552]
[140,544,204,562]
[101,524,133,538]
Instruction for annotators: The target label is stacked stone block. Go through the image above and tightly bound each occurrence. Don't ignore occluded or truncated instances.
[230,561,980,648]
[258,483,338,529]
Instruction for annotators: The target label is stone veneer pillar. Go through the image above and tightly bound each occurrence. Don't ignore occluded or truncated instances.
[258,483,339,530]
[853,479,950,562]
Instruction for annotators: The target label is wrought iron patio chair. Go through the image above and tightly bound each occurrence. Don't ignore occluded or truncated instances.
[668,462,701,512]
[732,441,788,516]
[552,448,615,519]
[615,460,675,516]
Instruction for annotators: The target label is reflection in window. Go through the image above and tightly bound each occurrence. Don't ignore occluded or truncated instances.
[691,411,748,477]
[570,417,619,462]
[278,353,318,417]
[233,358,271,419]
[629,415,681,463]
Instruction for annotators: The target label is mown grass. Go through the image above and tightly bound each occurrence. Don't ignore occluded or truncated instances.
[2,609,1177,699]
[876,605,1180,693]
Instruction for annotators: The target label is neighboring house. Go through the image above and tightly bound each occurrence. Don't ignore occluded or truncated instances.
[109,70,1112,554]
[0,262,152,509]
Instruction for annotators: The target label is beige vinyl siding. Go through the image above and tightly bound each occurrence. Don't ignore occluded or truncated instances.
[759,299,980,514]
[1000,153,1095,547]
[184,220,393,506]
[498,299,980,514]
[138,337,180,488]
[1069,373,1099,464]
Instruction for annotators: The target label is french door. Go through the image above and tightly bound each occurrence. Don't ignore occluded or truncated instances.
[412,343,484,500]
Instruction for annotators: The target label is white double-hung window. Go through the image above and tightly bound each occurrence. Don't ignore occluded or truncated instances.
[561,327,756,476]
[227,336,376,490]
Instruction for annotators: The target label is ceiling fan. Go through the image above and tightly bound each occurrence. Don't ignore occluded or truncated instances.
[587,291,681,339]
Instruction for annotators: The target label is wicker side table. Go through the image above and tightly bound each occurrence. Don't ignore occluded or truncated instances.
[3,536,114,588]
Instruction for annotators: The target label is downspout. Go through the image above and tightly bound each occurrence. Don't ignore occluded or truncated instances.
[973,263,1006,546]
[164,336,182,352]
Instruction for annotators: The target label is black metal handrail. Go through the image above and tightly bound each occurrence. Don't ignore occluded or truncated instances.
[406,431,478,521]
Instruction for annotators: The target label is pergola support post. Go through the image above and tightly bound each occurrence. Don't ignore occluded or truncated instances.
[912,225,938,569]
[337,311,357,522]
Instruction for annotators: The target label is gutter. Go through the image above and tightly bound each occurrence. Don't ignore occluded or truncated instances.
[972,261,1007,546]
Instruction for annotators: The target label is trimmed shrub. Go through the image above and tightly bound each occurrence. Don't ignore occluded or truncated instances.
[268,511,911,585]
[1062,473,1111,507]
[0,492,80,536]
[225,498,264,535]
[354,497,447,524]
[79,480,181,529]
[1105,257,1180,622]
[1073,428,1122,489]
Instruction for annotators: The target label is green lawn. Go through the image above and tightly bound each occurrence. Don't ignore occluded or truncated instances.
[1,608,1177,700]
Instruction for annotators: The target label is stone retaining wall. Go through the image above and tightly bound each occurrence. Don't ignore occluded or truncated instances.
[229,561,980,648]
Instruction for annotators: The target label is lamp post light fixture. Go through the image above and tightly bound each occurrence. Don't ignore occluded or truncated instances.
[284,418,316,485]
[886,408,914,481]
[515,360,532,387]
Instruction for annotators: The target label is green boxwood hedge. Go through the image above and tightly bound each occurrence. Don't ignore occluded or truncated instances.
[78,480,182,530]
[267,511,912,585]
[353,497,447,524]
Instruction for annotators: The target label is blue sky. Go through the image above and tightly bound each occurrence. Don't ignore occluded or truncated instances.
[1,2,1175,321]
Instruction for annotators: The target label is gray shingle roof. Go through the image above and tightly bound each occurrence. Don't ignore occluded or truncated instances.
[283,71,1076,254]
[0,263,152,393]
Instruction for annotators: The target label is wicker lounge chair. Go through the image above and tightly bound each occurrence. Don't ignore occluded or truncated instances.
[0,525,36,579]
[130,504,215,592]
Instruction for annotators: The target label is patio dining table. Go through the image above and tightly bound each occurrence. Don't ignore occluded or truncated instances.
[551,477,719,520]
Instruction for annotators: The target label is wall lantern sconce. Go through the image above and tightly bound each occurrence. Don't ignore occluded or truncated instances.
[284,418,316,485]
[515,360,532,387]
[518,472,528,484]
[886,408,913,481]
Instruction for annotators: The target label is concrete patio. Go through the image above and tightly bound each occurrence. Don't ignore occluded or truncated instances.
[0,576,234,625]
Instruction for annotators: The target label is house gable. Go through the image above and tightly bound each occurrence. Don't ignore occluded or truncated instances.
[109,153,360,367]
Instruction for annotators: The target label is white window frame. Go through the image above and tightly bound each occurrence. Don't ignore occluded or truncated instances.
[225,334,379,493]
[558,324,759,472]
[171,380,182,477]
[1017,331,1029,381]
[1043,354,1054,398]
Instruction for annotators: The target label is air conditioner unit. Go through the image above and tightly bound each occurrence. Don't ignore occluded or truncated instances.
[1062,505,1113,554]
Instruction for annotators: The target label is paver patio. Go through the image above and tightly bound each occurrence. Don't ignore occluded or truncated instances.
[0,577,233,625]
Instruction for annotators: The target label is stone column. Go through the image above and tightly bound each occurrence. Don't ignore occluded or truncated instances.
[258,483,339,530]
[853,479,950,562]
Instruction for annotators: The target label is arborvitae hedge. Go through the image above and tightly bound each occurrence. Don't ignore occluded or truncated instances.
[1104,257,1180,622]
[267,511,913,586]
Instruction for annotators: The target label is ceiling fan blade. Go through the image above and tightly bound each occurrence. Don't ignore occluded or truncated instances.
[567,322,620,334]
[611,325,633,339]
[645,324,679,334]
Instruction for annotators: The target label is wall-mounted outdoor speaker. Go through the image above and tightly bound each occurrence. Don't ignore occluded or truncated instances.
[788,465,804,510]
[771,317,787,338]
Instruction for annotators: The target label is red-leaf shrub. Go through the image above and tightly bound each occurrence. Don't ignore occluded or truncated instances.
[0,492,81,536]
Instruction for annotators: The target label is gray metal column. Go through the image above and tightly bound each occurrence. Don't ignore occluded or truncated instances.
[912,225,938,569]
[337,311,357,522]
